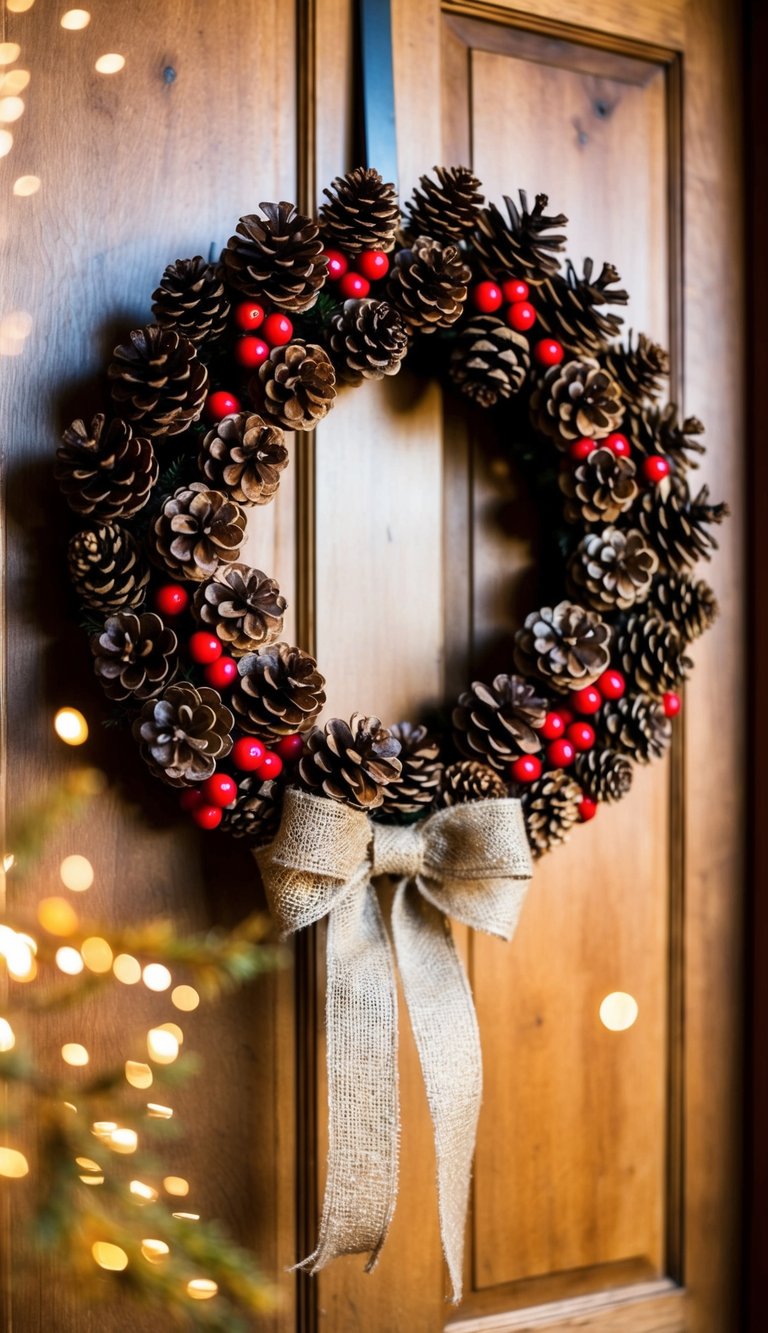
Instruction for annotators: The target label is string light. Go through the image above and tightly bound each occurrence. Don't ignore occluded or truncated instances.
[0,70,30,94]
[6,0,36,12]
[0,130,12,158]
[12,174,39,196]
[59,854,93,891]
[146,1103,173,1119]
[53,708,88,745]
[4,935,36,981]
[61,1043,89,1067]
[77,1157,104,1185]
[125,1061,153,1090]
[107,1127,138,1154]
[113,953,141,984]
[146,1027,179,1065]
[0,1019,15,1052]
[187,1279,218,1301]
[0,96,24,123]
[94,53,125,74]
[60,8,91,27]
[91,1242,128,1271]
[171,984,199,1012]
[142,963,171,992]
[55,946,84,975]
[599,991,639,1032]
[0,1148,29,1178]
[141,1239,169,1263]
[81,937,113,972]
[38,897,78,935]
[129,1180,158,1204]
[157,1022,183,1045]
[163,1176,189,1197]
[0,44,21,65]
[91,1121,118,1140]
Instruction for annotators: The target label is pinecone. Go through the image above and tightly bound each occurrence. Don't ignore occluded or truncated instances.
[650,571,719,643]
[387,236,470,334]
[151,257,230,346]
[199,412,288,506]
[90,611,177,701]
[221,203,328,312]
[220,777,283,845]
[232,643,326,741]
[615,610,692,698]
[531,357,624,444]
[521,770,582,858]
[151,483,246,582]
[298,714,402,811]
[193,563,285,657]
[319,168,400,255]
[568,526,658,613]
[376,723,442,818]
[602,694,672,764]
[575,749,633,804]
[453,674,547,771]
[256,341,336,430]
[632,404,705,474]
[55,415,158,521]
[449,316,530,407]
[513,601,612,693]
[326,299,409,383]
[404,165,484,242]
[440,760,508,806]
[559,447,639,525]
[472,191,567,285]
[68,523,150,612]
[636,476,729,574]
[108,326,208,439]
[133,682,233,786]
[602,331,669,407]
[536,258,628,356]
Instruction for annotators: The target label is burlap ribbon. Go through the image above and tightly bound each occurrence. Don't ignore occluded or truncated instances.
[255,786,533,1303]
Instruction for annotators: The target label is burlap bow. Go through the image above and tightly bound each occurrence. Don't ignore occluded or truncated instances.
[256,785,533,1303]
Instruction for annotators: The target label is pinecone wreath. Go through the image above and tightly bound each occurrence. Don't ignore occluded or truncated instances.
[57,165,727,854]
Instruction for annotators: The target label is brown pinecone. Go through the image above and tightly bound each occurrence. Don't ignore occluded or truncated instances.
[440,760,508,806]
[319,167,400,255]
[632,404,705,474]
[559,447,639,525]
[602,694,672,764]
[108,326,208,438]
[387,236,470,334]
[602,331,669,407]
[376,723,442,818]
[199,412,288,506]
[298,714,402,811]
[636,476,729,574]
[232,643,326,741]
[151,483,245,582]
[575,749,633,804]
[531,357,624,444]
[68,523,150,612]
[193,563,285,657]
[404,165,484,242]
[327,299,409,383]
[151,257,230,346]
[453,674,547,771]
[55,415,158,521]
[615,610,692,698]
[90,611,177,701]
[513,601,612,693]
[568,526,658,613]
[221,203,328,312]
[133,682,233,785]
[256,341,336,431]
[220,777,283,845]
[473,192,567,285]
[535,259,628,356]
[650,571,719,643]
[521,770,582,858]
[449,316,530,407]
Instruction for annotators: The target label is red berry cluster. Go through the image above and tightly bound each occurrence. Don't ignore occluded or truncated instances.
[323,247,390,300]
[470,275,564,370]
[203,301,300,423]
[566,431,671,485]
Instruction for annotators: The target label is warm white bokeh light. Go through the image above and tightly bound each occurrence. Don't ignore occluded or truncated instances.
[81,937,113,973]
[12,174,39,196]
[0,130,12,158]
[141,1238,169,1263]
[0,44,21,65]
[6,0,36,12]
[59,854,94,891]
[0,70,30,94]
[55,946,84,975]
[157,1022,183,1045]
[108,1128,138,1154]
[171,984,199,1012]
[60,8,91,28]
[0,1019,15,1052]
[113,953,141,985]
[163,1175,189,1197]
[125,1061,153,1090]
[599,991,639,1032]
[0,1147,29,1178]
[61,1043,89,1067]
[129,1180,158,1203]
[94,53,125,74]
[0,95,24,122]
[146,1103,173,1119]
[92,1241,128,1271]
[187,1279,218,1301]
[53,707,88,745]
[142,963,171,993]
[38,896,78,935]
[147,1028,179,1065]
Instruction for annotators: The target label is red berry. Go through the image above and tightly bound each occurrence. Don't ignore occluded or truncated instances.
[338,272,370,299]
[324,249,349,281]
[547,738,575,767]
[597,669,626,700]
[472,281,503,313]
[201,772,238,808]
[663,691,682,718]
[234,336,270,368]
[506,300,536,332]
[179,788,204,812]
[154,584,189,617]
[274,734,304,762]
[204,656,238,689]
[232,737,266,771]
[533,338,564,367]
[578,796,598,822]
[256,751,283,780]
[262,312,293,347]
[188,631,222,665]
[501,278,529,303]
[642,454,671,483]
[192,803,223,830]
[569,685,602,715]
[567,721,595,752]
[603,432,631,457]
[233,301,265,332]
[539,711,566,740]
[205,391,241,422]
[356,250,389,281]
[510,754,542,783]
[569,437,597,462]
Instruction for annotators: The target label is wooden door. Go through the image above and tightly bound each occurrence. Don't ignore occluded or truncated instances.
[0,1,743,1331]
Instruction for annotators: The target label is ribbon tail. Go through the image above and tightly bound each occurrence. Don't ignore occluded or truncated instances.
[298,880,400,1277]
[391,881,482,1305]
